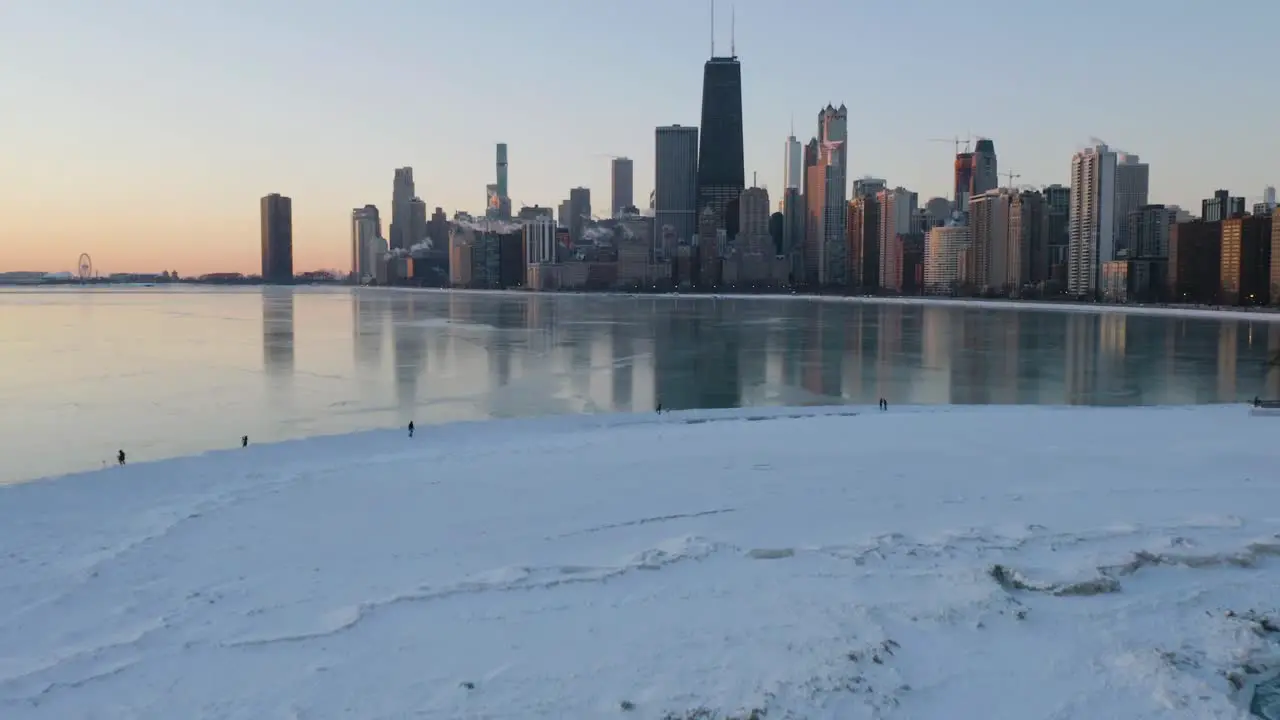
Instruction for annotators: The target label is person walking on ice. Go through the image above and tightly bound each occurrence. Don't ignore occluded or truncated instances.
[117,449,126,466]
[408,421,415,438]
[241,435,249,448]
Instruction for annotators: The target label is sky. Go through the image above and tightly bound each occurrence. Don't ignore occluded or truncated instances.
[1,0,1277,276]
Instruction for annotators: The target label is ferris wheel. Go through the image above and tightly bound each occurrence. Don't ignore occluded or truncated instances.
[78,253,93,281]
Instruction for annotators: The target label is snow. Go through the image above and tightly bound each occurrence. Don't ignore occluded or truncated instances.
[2,404,1279,719]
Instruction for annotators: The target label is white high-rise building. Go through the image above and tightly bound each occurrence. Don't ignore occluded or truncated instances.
[783,134,802,190]
[523,215,557,266]
[924,222,971,295]
[1113,153,1150,253]
[351,205,382,282]
[1265,186,1277,210]
[1068,144,1119,296]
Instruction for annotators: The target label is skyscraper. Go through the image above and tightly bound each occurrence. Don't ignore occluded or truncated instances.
[655,125,699,259]
[390,167,415,251]
[1068,143,1119,296]
[1128,204,1177,259]
[923,197,952,230]
[428,207,449,251]
[1271,207,1280,304]
[969,188,1016,291]
[877,187,918,293]
[1113,153,1150,253]
[783,132,802,191]
[1221,215,1273,306]
[782,188,803,274]
[1010,190,1047,285]
[727,186,776,285]
[486,183,500,219]
[737,186,770,250]
[804,104,848,286]
[1265,186,1277,210]
[351,205,381,281]
[1043,184,1071,282]
[696,49,745,260]
[409,197,427,248]
[802,138,818,199]
[970,138,998,197]
[496,143,508,198]
[611,157,634,217]
[924,223,971,295]
[495,144,511,219]
[260,193,293,283]
[953,153,974,208]
[848,192,881,291]
[569,187,591,246]
[557,199,572,230]
[852,177,887,199]
[1203,190,1246,221]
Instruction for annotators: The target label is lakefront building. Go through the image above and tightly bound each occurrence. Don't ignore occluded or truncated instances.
[1068,144,1119,297]
[260,193,293,283]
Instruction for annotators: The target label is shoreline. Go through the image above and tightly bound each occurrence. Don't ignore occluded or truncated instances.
[3,402,1245,489]
[8,283,1280,323]
[389,286,1280,323]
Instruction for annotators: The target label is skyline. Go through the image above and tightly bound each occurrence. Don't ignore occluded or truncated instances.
[2,0,1278,275]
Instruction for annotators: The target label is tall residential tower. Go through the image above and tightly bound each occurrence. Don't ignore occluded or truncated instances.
[260,193,293,283]
[1067,144,1119,296]
[494,144,511,219]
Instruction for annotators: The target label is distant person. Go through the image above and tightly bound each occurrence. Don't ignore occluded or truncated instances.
[879,398,888,411]
[117,449,126,466]
[241,435,249,448]
[1255,396,1262,408]
[656,403,663,414]
[408,421,415,438]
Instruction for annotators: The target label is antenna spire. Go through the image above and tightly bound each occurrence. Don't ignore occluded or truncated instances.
[710,0,715,57]
[789,113,794,136]
[731,5,735,56]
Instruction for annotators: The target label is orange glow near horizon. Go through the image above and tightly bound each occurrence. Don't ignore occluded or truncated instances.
[2,206,351,276]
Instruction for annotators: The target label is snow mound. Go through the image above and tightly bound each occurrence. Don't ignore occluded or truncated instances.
[1,404,1279,718]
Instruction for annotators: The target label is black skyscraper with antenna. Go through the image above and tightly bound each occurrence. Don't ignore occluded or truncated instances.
[696,1,745,268]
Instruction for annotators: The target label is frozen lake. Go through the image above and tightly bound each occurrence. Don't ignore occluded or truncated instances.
[3,286,1279,483]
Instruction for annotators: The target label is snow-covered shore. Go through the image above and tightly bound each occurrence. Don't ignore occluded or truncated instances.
[2,404,1279,719]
